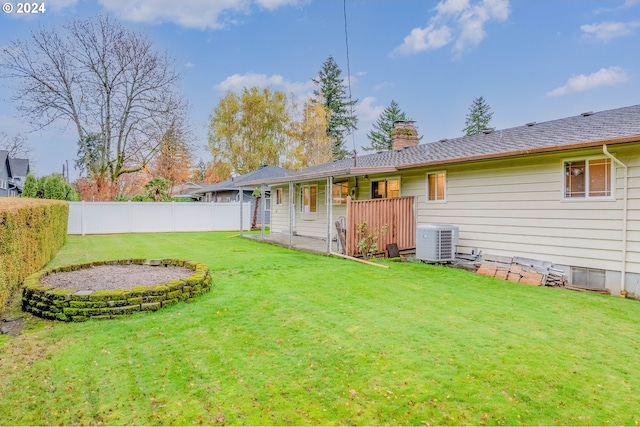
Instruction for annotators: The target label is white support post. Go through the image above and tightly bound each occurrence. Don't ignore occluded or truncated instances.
[288,181,294,248]
[239,187,244,236]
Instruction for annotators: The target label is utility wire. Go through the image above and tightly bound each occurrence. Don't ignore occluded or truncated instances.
[343,0,357,154]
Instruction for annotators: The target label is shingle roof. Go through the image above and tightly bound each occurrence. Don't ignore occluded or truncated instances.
[239,104,640,185]
[194,165,293,194]
[8,157,29,178]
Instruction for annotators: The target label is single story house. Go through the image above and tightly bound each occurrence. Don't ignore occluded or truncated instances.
[170,181,206,201]
[193,165,293,227]
[0,150,30,197]
[238,105,640,295]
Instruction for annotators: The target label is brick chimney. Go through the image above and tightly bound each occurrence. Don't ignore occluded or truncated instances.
[391,120,419,150]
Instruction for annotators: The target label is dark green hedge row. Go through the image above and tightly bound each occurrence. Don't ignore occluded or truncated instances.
[22,259,212,322]
[0,199,68,312]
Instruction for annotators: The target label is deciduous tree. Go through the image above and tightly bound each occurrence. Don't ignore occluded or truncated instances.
[206,160,232,184]
[293,99,334,168]
[149,125,193,196]
[191,159,209,183]
[1,14,186,189]
[0,132,31,158]
[208,87,289,175]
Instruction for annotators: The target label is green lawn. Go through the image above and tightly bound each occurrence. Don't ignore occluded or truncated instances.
[1,232,640,425]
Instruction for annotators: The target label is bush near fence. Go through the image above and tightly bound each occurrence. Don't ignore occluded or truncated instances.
[22,259,212,322]
[0,198,69,312]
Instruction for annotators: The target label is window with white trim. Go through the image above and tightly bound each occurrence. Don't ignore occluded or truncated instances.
[264,192,271,211]
[427,172,446,201]
[275,188,283,205]
[564,158,612,199]
[371,178,400,199]
[0,179,6,190]
[332,182,349,204]
[301,185,317,213]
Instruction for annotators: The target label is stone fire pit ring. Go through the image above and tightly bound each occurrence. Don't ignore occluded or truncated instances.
[22,259,211,322]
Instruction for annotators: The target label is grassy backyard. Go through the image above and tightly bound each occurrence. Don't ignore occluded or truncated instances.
[1,231,640,425]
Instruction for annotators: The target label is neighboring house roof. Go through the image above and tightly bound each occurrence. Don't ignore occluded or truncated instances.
[239,104,640,186]
[8,157,30,177]
[0,150,8,168]
[194,165,294,194]
[170,181,206,196]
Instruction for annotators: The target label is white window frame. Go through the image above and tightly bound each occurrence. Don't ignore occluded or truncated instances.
[264,191,271,212]
[563,157,614,200]
[301,184,318,213]
[0,179,6,190]
[371,177,401,199]
[275,188,283,205]
[332,181,349,204]
[426,171,446,202]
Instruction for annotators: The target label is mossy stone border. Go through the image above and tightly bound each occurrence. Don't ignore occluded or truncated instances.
[21,259,212,322]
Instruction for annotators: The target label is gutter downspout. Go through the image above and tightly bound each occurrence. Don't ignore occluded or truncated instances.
[603,145,628,296]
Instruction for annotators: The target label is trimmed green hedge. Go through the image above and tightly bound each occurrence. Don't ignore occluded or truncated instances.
[0,199,68,312]
[22,259,212,322]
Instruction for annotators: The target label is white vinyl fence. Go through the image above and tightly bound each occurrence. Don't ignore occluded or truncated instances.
[68,201,251,235]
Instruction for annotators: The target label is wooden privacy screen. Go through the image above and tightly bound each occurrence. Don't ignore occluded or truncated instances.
[345,196,415,257]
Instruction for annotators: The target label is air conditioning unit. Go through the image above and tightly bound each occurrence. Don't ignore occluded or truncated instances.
[416,224,459,262]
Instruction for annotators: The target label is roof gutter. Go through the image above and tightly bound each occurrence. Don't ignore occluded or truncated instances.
[235,167,398,187]
[397,135,640,170]
[602,144,629,296]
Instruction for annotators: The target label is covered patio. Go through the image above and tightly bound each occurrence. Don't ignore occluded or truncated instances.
[242,232,335,255]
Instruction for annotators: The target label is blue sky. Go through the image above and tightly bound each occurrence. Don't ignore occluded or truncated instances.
[1,0,639,179]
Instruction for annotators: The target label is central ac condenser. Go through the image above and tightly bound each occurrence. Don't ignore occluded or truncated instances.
[416,224,459,262]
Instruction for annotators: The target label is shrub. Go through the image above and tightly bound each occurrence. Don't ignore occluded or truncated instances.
[0,198,68,311]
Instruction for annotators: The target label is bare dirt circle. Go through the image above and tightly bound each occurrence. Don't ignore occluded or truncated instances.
[40,265,194,292]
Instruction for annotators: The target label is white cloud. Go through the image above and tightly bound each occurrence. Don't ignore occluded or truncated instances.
[184,62,196,69]
[46,0,79,11]
[393,0,510,57]
[393,25,452,56]
[546,66,628,97]
[581,21,640,42]
[256,0,301,10]
[355,97,384,122]
[95,0,302,30]
[215,73,315,96]
[595,0,640,14]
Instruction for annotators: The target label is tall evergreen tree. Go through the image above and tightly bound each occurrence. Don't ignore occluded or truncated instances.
[463,96,494,136]
[365,100,409,151]
[21,173,38,198]
[312,56,358,160]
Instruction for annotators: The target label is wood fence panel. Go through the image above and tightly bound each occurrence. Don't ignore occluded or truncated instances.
[346,196,415,257]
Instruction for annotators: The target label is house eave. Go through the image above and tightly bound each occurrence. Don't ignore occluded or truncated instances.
[396,135,640,170]
[236,166,402,187]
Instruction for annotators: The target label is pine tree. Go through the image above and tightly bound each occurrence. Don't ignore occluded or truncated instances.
[312,56,358,160]
[463,96,494,136]
[365,100,409,151]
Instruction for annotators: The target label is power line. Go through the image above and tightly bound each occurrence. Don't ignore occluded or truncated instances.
[343,0,356,154]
